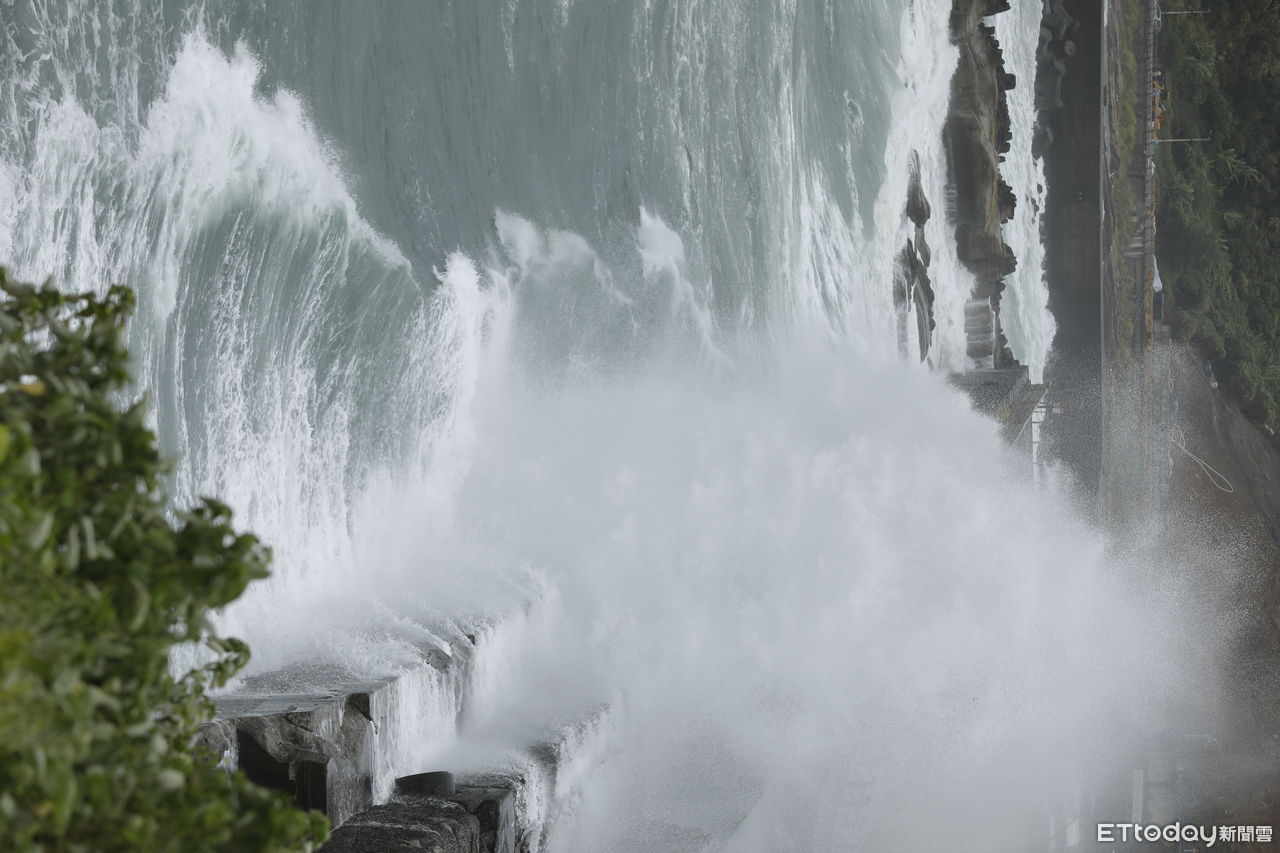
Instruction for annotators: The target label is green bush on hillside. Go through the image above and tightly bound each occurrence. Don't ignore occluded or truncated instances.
[0,271,327,851]
[1156,0,1280,426]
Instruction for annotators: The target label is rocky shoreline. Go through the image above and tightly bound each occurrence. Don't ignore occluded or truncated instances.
[898,0,1022,369]
[945,0,1020,368]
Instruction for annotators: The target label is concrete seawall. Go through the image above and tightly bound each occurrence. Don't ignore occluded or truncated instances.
[195,605,608,851]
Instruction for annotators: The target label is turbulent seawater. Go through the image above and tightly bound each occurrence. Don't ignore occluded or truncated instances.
[0,2,1174,851]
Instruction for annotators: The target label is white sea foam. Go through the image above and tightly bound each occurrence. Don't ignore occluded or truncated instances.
[0,4,1212,850]
[297,206,1203,848]
[876,0,975,371]
[993,1,1057,380]
[428,267,1194,847]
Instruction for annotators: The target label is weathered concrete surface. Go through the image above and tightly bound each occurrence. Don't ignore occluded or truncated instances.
[319,773,521,853]
[317,758,557,853]
[321,797,483,853]
[194,608,604,851]
[449,778,518,853]
[196,689,379,827]
[195,636,475,829]
[323,708,614,853]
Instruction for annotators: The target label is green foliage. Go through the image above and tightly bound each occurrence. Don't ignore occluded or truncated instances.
[0,271,328,852]
[1156,0,1280,427]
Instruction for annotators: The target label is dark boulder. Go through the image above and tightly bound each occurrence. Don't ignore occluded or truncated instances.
[905,150,932,227]
[896,236,937,363]
[915,225,932,269]
[998,179,1017,222]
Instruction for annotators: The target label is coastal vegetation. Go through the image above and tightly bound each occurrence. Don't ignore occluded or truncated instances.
[0,273,326,851]
[1106,0,1145,360]
[1155,0,1280,426]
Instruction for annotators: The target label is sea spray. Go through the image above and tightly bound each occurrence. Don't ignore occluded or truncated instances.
[435,277,1193,848]
[993,1,1058,379]
[0,3,1198,850]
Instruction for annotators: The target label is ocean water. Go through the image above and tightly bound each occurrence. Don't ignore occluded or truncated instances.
[0,1,1181,849]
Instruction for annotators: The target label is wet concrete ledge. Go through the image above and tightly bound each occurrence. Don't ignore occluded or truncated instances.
[321,776,518,853]
[313,722,600,853]
[197,657,456,829]
[195,624,477,828]
[194,609,603,852]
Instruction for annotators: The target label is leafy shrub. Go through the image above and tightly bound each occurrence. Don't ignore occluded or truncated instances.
[0,271,328,851]
[1156,0,1280,429]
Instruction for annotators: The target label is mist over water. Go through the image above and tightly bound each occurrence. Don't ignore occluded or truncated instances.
[0,0,1229,849]
[412,237,1197,851]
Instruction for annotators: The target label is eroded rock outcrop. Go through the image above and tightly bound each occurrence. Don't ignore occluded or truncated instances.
[946,0,1020,366]
[896,151,937,362]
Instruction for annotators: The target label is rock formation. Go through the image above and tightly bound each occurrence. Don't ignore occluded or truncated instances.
[946,0,1021,366]
[896,151,938,363]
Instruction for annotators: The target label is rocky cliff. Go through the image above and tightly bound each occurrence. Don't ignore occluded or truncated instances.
[945,0,1020,366]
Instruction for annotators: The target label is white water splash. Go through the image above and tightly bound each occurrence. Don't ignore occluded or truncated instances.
[0,5,1204,851]
[877,0,976,371]
[993,2,1057,380]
